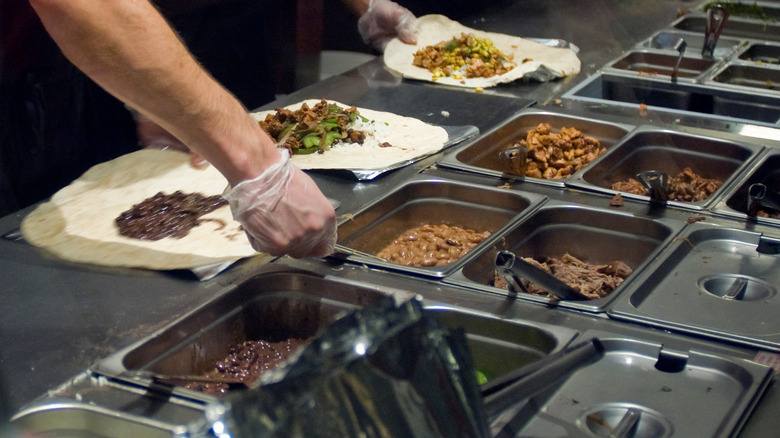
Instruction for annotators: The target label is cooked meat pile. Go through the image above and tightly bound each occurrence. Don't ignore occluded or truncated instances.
[257,99,369,155]
[413,32,516,80]
[184,338,310,396]
[115,191,227,240]
[493,253,633,300]
[611,167,723,202]
[511,123,606,179]
[377,224,491,267]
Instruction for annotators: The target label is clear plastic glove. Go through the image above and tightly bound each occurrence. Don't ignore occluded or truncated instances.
[358,0,417,52]
[223,149,336,258]
[130,108,207,168]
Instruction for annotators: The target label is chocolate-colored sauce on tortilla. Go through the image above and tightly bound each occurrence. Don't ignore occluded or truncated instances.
[115,191,228,240]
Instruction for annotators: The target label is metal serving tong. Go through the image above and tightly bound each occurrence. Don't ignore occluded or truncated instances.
[482,338,605,423]
[702,4,730,59]
[495,251,590,301]
[747,183,780,217]
[497,145,528,177]
[636,170,669,203]
[651,32,687,82]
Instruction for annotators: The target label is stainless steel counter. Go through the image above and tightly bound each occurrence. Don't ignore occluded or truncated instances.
[3,0,780,435]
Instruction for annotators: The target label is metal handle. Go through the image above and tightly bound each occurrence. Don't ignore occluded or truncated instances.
[747,183,780,216]
[652,32,687,82]
[702,5,730,59]
[495,251,590,301]
[636,170,669,203]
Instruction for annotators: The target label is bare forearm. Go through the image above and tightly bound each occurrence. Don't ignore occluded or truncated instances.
[29,0,277,185]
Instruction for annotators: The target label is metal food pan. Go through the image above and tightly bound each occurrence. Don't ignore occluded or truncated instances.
[673,15,780,42]
[606,50,717,80]
[444,201,684,313]
[91,267,409,403]
[714,149,780,223]
[426,306,579,386]
[710,64,780,92]
[563,72,780,127]
[567,126,763,210]
[493,330,773,438]
[335,176,546,278]
[11,400,189,438]
[436,109,633,187]
[639,30,743,60]
[738,42,780,65]
[609,222,780,351]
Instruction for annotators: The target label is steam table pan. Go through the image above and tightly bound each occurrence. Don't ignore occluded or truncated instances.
[90,267,575,405]
[714,148,780,224]
[567,126,763,211]
[436,109,633,187]
[12,400,190,438]
[609,222,780,352]
[91,267,409,404]
[335,176,546,278]
[490,330,773,438]
[444,201,685,314]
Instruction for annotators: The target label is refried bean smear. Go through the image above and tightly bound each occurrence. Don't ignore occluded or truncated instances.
[511,123,606,180]
[377,224,490,267]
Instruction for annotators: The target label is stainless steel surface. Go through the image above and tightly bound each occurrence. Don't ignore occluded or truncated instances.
[610,222,780,351]
[437,108,633,187]
[335,176,546,278]
[715,149,780,222]
[497,331,773,438]
[445,201,685,313]
[608,50,715,82]
[5,0,780,436]
[565,72,780,127]
[642,30,743,60]
[568,126,764,210]
[674,15,780,42]
[711,64,780,92]
[739,42,780,65]
[11,400,189,438]
[92,268,405,403]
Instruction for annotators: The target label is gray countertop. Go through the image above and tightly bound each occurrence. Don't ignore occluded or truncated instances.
[3,0,780,435]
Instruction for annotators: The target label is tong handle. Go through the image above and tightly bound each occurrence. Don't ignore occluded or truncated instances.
[747,183,780,216]
[636,170,669,203]
[495,251,589,301]
[702,5,730,59]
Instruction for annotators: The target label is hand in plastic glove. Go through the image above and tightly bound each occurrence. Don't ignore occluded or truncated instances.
[223,149,337,258]
[131,108,207,168]
[358,0,417,52]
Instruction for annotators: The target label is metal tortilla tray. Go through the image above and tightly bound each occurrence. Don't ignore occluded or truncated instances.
[609,222,780,352]
[491,330,774,438]
[307,124,479,181]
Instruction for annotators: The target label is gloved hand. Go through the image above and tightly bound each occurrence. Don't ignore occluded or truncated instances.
[223,149,337,258]
[358,0,417,52]
[130,108,207,168]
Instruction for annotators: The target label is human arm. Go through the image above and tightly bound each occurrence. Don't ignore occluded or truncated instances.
[29,0,335,257]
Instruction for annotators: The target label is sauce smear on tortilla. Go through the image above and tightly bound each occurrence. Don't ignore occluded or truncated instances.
[115,191,227,240]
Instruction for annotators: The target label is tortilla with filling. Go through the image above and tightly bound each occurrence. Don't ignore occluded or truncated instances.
[21,149,258,270]
[383,14,581,88]
[250,99,449,170]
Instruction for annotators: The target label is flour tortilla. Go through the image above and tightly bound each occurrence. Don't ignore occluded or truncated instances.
[21,149,259,270]
[251,99,449,170]
[384,14,581,88]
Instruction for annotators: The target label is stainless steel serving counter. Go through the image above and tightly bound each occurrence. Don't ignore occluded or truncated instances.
[3,0,780,436]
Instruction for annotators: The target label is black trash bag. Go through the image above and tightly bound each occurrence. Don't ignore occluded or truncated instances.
[201,297,490,438]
